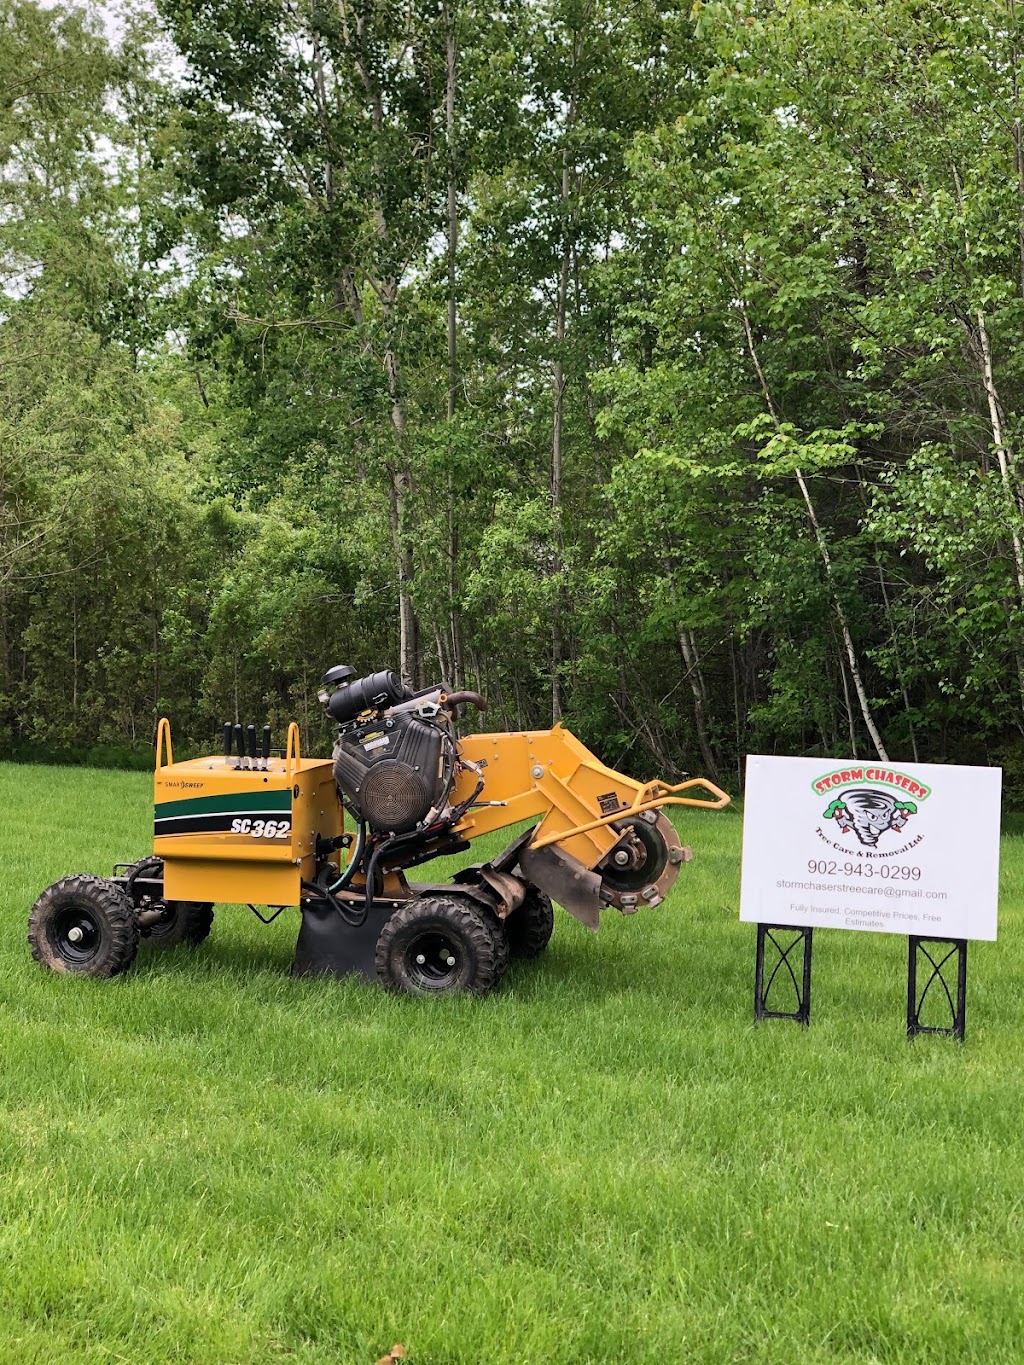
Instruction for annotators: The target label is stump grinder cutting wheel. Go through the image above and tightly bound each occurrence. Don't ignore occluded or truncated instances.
[28,666,730,995]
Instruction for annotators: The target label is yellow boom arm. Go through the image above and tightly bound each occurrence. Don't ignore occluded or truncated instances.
[453,724,728,860]
[450,724,730,926]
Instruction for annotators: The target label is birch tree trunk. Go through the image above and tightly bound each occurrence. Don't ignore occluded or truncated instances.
[341,0,421,685]
[974,307,1024,595]
[679,626,720,780]
[550,117,576,725]
[736,296,890,761]
[444,3,463,686]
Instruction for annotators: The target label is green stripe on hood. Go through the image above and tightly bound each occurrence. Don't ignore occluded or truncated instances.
[156,788,292,820]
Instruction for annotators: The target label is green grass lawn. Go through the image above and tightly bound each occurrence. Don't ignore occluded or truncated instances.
[1,762,1023,1363]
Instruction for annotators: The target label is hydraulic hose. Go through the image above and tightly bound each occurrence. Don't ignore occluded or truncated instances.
[301,879,367,929]
[329,820,367,893]
[125,856,163,895]
[362,838,390,918]
[446,773,485,826]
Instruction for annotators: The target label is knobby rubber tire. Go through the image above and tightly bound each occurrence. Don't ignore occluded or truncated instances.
[29,874,140,978]
[375,894,508,996]
[148,901,215,948]
[504,887,554,959]
[491,907,511,983]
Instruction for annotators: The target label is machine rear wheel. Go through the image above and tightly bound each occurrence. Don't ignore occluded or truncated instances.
[147,901,214,948]
[121,859,214,947]
[504,887,554,959]
[375,894,508,995]
[29,874,140,978]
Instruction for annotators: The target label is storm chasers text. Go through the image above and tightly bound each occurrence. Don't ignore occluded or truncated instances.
[812,767,930,799]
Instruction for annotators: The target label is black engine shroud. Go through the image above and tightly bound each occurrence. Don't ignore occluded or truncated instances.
[333,710,452,834]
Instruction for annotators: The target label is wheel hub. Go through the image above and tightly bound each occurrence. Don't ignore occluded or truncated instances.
[403,930,463,989]
[51,906,101,964]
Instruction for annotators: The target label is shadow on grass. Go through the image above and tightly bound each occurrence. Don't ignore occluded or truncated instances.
[132,930,298,982]
[127,898,751,1022]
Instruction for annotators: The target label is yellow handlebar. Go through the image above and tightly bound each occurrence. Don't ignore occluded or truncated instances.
[156,717,173,771]
[286,722,302,778]
[528,776,731,851]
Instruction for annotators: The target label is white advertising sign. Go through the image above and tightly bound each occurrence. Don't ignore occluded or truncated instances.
[739,755,1001,940]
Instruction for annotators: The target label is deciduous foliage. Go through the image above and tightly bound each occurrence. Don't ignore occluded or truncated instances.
[3,0,1024,793]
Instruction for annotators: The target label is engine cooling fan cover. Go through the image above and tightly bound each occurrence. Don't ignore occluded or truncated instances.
[360,759,432,834]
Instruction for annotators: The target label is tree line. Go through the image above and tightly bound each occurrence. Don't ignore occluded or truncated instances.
[3,0,1024,796]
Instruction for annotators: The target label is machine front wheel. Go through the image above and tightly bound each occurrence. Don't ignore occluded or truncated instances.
[375,894,508,996]
[29,875,140,978]
[504,887,554,959]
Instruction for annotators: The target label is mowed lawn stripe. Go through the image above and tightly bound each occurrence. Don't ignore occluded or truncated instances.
[0,762,1021,1362]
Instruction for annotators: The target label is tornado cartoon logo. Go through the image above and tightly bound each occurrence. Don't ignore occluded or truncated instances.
[824,788,917,846]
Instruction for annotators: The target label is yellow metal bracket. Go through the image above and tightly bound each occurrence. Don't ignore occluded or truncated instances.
[530,766,622,862]
[529,776,731,852]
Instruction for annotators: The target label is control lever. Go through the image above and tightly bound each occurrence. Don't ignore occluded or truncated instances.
[261,725,271,771]
[234,723,246,770]
[223,721,233,767]
[246,724,258,771]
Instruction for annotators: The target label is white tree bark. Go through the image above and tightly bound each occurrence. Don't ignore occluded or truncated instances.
[737,297,890,761]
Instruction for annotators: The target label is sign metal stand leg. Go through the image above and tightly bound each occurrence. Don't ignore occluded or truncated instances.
[755,924,813,1026]
[907,936,967,1042]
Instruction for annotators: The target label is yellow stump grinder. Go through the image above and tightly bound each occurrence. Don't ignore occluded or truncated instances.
[28,666,730,995]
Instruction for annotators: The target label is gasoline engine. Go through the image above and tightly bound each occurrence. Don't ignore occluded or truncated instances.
[324,666,460,836]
